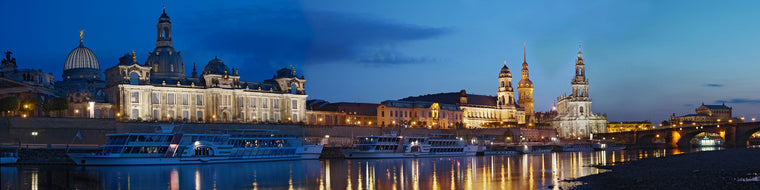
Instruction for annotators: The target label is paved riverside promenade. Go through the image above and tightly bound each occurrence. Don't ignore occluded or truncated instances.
[564,148,760,190]
[0,117,546,146]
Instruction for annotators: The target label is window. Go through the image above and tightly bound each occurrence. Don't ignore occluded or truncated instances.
[153,110,159,119]
[263,113,268,121]
[273,99,279,108]
[381,111,385,117]
[197,111,203,120]
[251,112,256,121]
[196,95,203,105]
[292,100,297,109]
[167,94,174,105]
[182,94,188,105]
[262,98,268,108]
[221,95,230,106]
[152,93,159,104]
[182,111,189,119]
[239,97,244,107]
[168,110,174,119]
[292,114,298,122]
[274,113,280,122]
[250,98,256,108]
[131,92,139,103]
[129,72,139,85]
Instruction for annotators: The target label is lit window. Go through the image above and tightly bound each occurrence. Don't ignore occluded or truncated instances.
[130,92,139,103]
[292,100,297,109]
[167,94,174,105]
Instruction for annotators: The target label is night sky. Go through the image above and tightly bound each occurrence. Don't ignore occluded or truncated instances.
[2,0,759,123]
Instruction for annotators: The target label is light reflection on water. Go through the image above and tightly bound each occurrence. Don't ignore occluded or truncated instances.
[1,148,724,190]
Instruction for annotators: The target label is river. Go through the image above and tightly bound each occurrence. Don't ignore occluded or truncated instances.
[0,148,722,190]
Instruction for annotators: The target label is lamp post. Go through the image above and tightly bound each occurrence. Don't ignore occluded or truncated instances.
[31,131,38,144]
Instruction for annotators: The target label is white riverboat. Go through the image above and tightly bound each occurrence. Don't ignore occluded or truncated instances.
[483,145,520,155]
[0,152,18,165]
[68,126,322,166]
[342,134,478,159]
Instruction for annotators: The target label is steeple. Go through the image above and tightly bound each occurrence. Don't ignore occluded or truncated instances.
[191,62,198,78]
[518,42,534,117]
[571,42,589,98]
[156,6,173,47]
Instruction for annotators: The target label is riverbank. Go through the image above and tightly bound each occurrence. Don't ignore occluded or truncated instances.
[564,148,760,190]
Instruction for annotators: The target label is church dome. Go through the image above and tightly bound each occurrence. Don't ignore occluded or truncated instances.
[145,46,184,79]
[64,43,99,71]
[202,56,229,75]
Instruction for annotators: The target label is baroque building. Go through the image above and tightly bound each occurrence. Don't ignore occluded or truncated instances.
[669,103,736,126]
[0,51,57,117]
[552,44,607,138]
[396,58,528,128]
[103,9,307,123]
[376,100,462,129]
[306,100,379,126]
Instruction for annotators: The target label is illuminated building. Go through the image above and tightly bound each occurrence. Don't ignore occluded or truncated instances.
[103,8,306,123]
[376,100,462,129]
[0,51,57,117]
[607,121,653,133]
[669,103,737,125]
[306,100,378,126]
[517,43,534,121]
[552,44,608,138]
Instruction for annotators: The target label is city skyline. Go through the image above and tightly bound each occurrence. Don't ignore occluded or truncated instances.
[2,0,759,123]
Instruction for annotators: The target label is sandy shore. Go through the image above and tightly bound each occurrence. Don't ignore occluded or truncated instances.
[565,148,760,190]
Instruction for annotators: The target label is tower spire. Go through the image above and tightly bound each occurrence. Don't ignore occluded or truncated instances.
[523,42,526,63]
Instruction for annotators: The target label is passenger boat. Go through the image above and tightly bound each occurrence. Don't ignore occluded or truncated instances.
[592,141,626,151]
[693,137,723,147]
[518,144,553,154]
[0,151,18,165]
[342,134,478,159]
[483,145,519,155]
[67,126,322,166]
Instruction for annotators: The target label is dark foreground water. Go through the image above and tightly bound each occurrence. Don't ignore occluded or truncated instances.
[1,148,721,190]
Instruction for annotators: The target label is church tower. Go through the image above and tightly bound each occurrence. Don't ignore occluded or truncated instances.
[498,61,514,108]
[144,7,186,80]
[517,43,534,117]
[572,43,589,98]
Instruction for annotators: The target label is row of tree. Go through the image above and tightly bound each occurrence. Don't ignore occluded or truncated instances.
[0,96,70,116]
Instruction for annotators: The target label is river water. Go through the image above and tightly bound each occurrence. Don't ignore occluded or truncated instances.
[0,148,721,190]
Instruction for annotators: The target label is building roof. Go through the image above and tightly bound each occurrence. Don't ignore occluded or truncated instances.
[701,104,731,109]
[381,100,461,111]
[399,92,497,107]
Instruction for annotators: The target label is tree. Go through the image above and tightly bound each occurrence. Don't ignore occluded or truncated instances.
[0,96,20,116]
[42,97,69,116]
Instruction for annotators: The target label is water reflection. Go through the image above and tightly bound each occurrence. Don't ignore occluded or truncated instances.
[2,149,703,190]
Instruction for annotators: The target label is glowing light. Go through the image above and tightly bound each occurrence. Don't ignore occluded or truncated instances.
[324,135,330,138]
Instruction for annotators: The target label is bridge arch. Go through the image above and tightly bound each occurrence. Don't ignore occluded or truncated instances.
[675,128,724,148]
[735,125,760,148]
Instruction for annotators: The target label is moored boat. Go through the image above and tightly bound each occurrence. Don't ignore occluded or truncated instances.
[557,144,593,152]
[518,144,553,154]
[0,152,18,165]
[483,145,520,155]
[342,134,478,159]
[67,126,322,166]
[592,141,626,151]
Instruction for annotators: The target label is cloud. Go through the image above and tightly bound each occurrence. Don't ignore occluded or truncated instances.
[704,83,723,87]
[714,99,760,104]
[183,4,450,67]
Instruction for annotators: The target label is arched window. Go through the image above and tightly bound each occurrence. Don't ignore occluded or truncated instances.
[579,106,584,114]
[129,72,139,85]
[164,27,170,39]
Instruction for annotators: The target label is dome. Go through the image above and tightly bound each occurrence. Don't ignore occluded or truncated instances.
[159,10,171,23]
[145,46,185,79]
[519,79,533,88]
[202,56,229,75]
[499,62,511,78]
[64,43,100,71]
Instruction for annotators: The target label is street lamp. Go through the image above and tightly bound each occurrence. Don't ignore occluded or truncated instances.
[31,131,38,144]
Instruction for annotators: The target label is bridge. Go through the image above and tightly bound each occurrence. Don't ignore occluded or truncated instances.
[594,122,760,148]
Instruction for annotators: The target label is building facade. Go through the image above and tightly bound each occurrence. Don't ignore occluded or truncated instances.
[0,51,57,117]
[103,9,307,123]
[376,100,462,129]
[306,100,379,126]
[607,121,653,133]
[552,45,607,138]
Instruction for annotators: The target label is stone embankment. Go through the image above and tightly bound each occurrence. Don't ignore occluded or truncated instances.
[564,148,760,190]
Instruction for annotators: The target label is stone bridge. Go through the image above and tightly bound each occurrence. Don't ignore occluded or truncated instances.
[594,122,760,148]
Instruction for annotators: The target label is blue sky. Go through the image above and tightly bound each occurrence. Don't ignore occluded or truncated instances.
[2,0,759,123]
